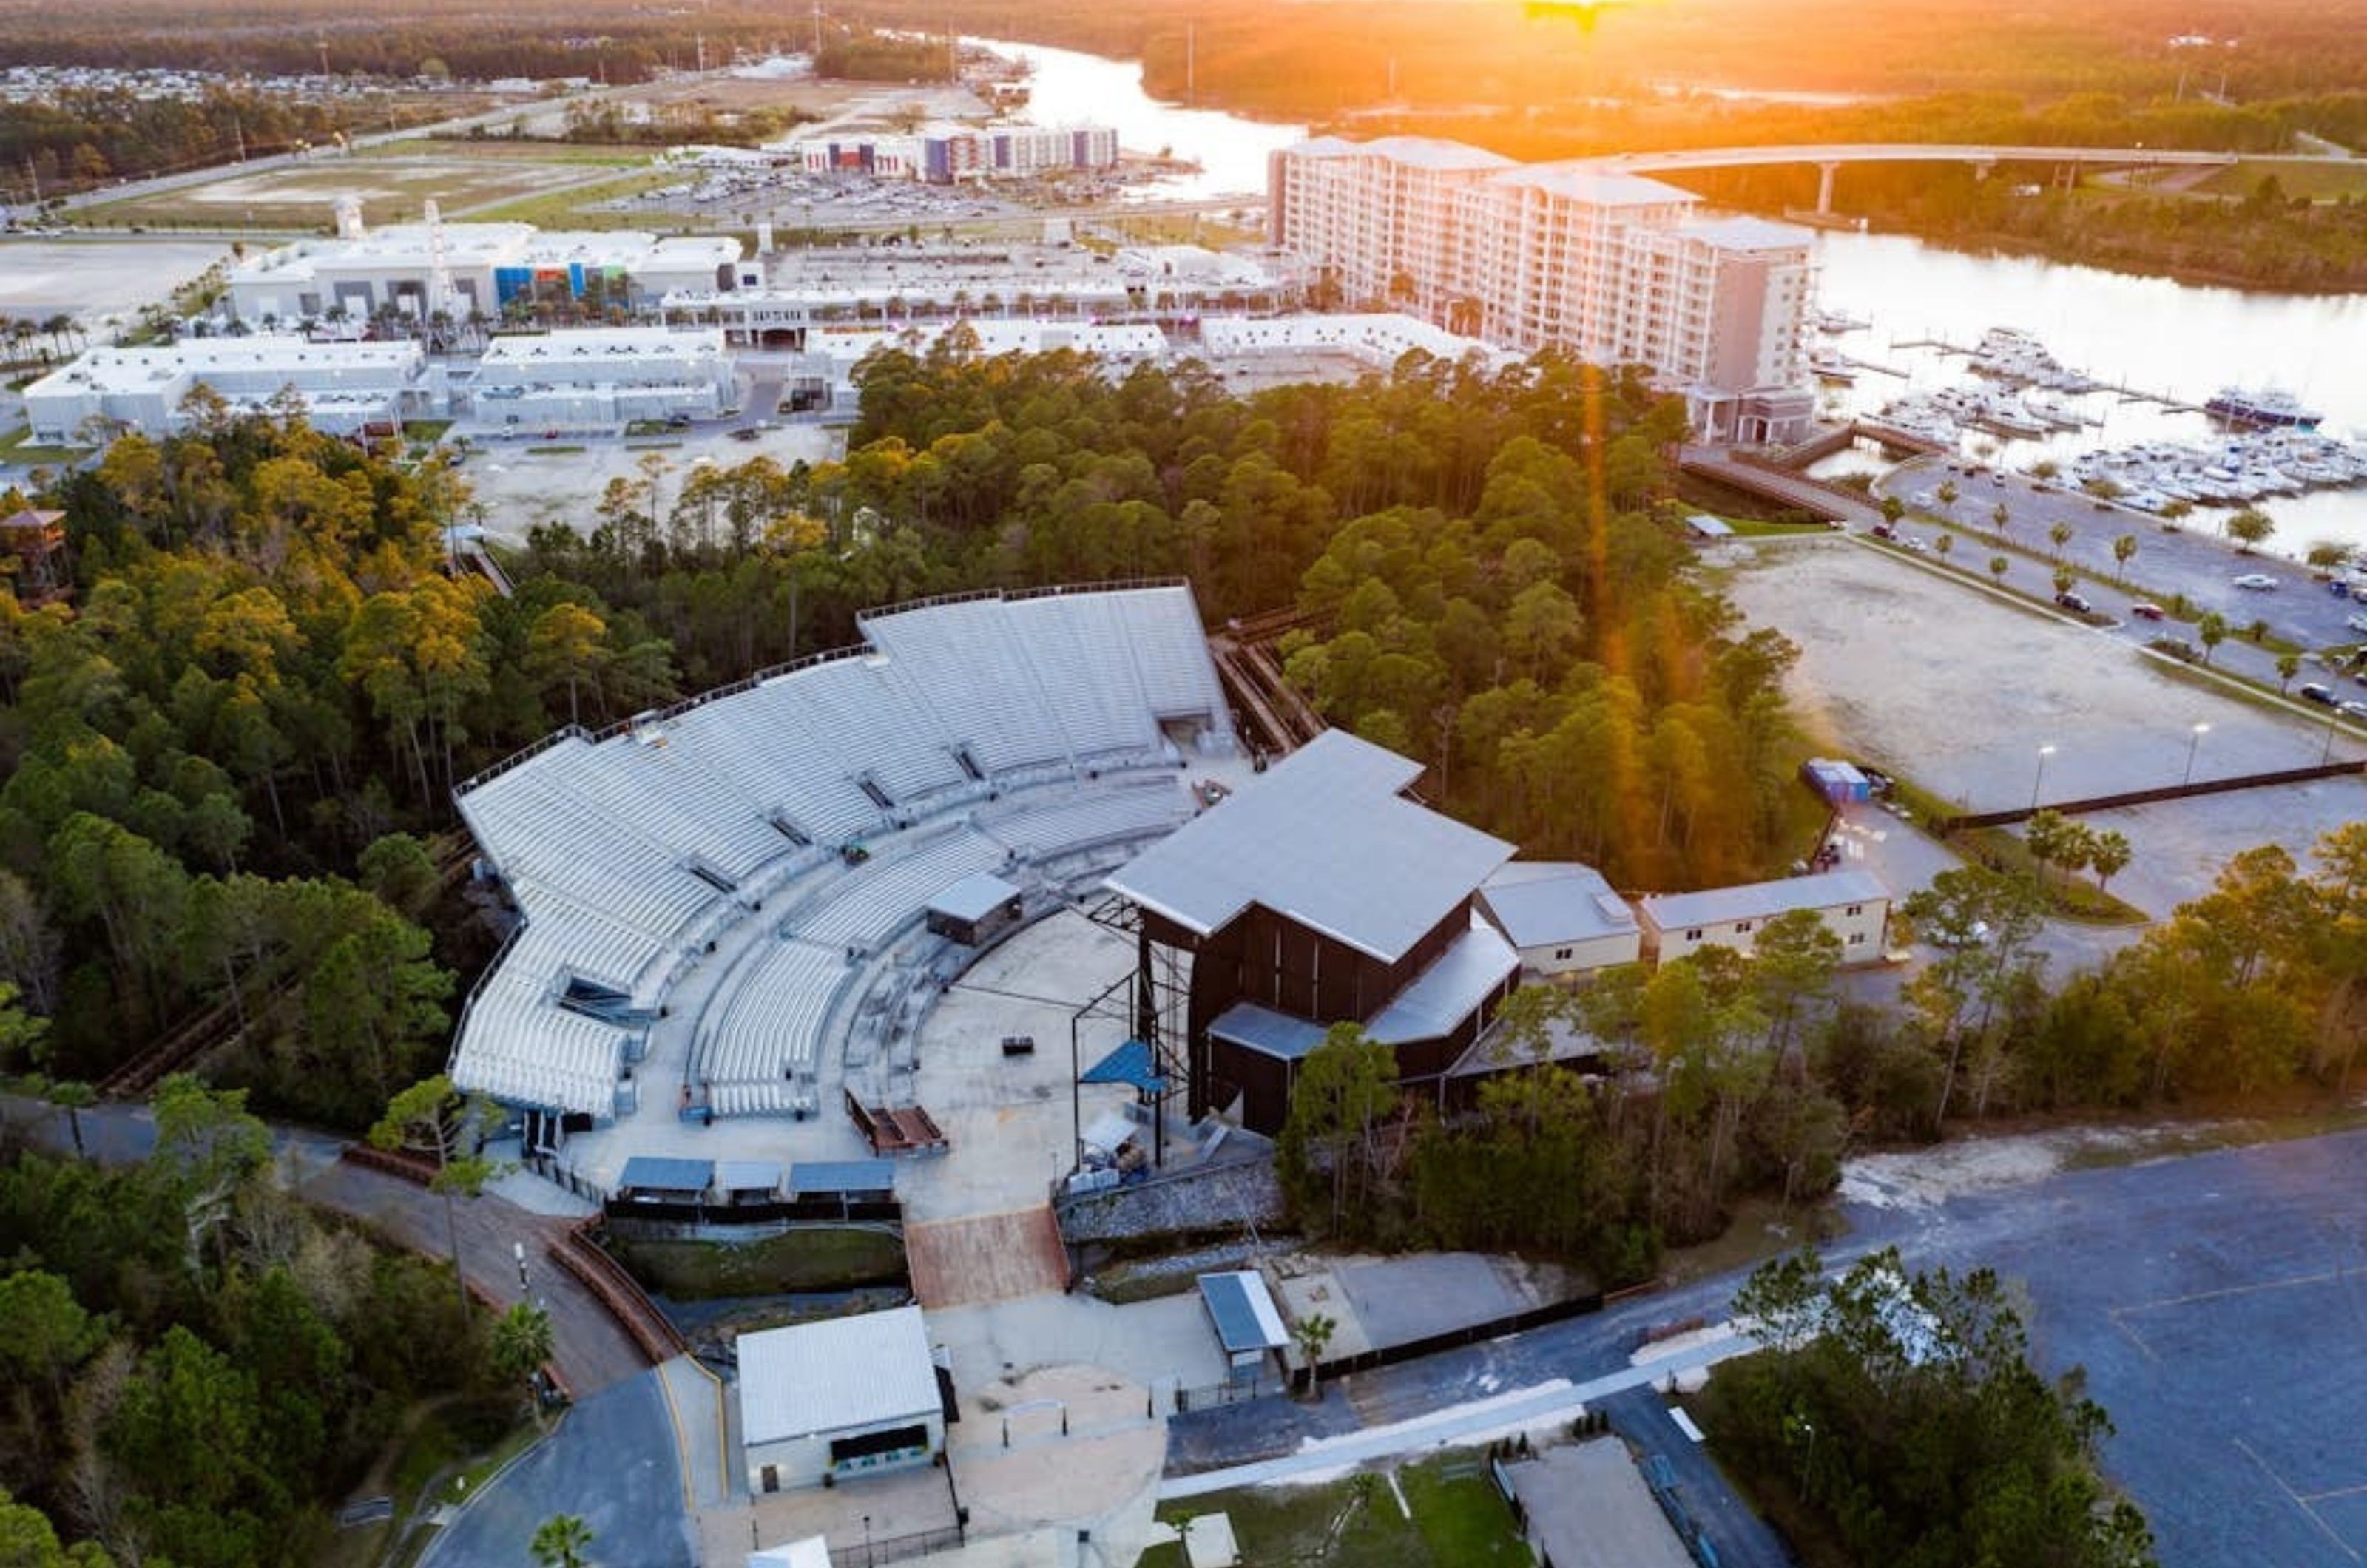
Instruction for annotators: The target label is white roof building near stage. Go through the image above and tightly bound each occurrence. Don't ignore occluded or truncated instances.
[21,336,431,442]
[739,1306,945,1493]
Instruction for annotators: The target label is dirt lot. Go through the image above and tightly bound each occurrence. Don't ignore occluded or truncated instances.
[457,425,841,544]
[85,155,606,229]
[0,237,229,325]
[1726,536,2367,921]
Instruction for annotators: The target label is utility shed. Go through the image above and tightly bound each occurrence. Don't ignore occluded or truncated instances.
[925,871,1024,946]
[739,1306,944,1493]
[615,1155,713,1204]
[1801,757,1871,805]
[1198,1270,1289,1375]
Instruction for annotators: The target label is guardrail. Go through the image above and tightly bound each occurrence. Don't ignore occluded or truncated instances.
[454,723,591,797]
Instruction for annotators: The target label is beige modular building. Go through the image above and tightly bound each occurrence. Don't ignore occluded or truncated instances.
[1637,869,1889,967]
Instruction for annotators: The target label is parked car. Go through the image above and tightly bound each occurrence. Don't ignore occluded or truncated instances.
[2130,602,2167,621]
[2055,590,2093,613]
[2233,572,2280,590]
[2152,636,2201,663]
[2342,700,2367,721]
[2300,682,2338,706]
[1871,523,1897,540]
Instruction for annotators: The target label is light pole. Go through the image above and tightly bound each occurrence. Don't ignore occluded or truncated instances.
[2183,722,2210,785]
[2030,743,2057,811]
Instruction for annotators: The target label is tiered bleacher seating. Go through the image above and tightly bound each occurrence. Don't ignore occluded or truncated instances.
[700,937,853,1098]
[1113,586,1232,724]
[664,678,884,845]
[460,755,723,944]
[977,781,1190,860]
[769,655,971,805]
[456,966,631,1118]
[1004,593,1162,760]
[449,584,1236,1121]
[793,828,1011,950]
[860,598,1073,773]
[538,731,790,883]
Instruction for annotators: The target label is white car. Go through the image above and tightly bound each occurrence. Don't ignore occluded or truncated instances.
[2232,572,2280,590]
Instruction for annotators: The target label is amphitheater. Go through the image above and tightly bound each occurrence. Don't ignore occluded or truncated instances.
[450,581,1237,1194]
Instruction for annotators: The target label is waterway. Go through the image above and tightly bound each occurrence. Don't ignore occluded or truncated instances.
[968,36,1303,201]
[1806,231,2367,556]
[993,36,2367,554]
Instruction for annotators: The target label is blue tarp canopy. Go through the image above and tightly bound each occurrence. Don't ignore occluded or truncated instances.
[789,1158,897,1196]
[618,1155,712,1195]
[1198,1271,1289,1356]
[1081,1039,1170,1093]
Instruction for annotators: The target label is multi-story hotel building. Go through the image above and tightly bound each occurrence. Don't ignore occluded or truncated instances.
[1270,135,1816,442]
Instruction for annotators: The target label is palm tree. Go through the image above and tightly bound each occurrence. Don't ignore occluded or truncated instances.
[491,1302,555,1388]
[1991,501,2010,534]
[2048,521,2073,558]
[2197,610,2229,666]
[2277,652,2302,693]
[1989,555,2009,585]
[2112,533,2138,581]
[532,1514,594,1568]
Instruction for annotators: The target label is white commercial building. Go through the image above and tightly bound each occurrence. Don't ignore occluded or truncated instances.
[1636,869,1888,967]
[1269,135,1816,440]
[22,336,432,442]
[470,326,737,428]
[226,212,745,327]
[739,1307,945,1493]
[1476,862,1642,978]
[771,122,1120,183]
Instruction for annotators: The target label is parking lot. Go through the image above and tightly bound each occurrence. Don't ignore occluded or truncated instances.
[1877,456,2367,651]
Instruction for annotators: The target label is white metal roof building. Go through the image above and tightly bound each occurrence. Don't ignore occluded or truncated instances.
[225,217,743,326]
[738,1306,945,1493]
[1638,868,1889,967]
[1477,861,1643,977]
[21,336,431,442]
[1104,730,1513,965]
[470,325,737,427]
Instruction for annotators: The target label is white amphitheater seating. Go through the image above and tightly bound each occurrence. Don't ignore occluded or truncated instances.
[700,937,852,1093]
[1004,593,1161,759]
[860,599,1074,773]
[1112,587,1231,725]
[793,828,1010,950]
[449,584,1233,1121]
[450,967,630,1118]
[541,731,791,883]
[979,780,1190,859]
[459,766,722,944]
[769,655,972,805]
[664,680,885,845]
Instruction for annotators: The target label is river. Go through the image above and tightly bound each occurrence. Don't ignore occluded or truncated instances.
[967,36,1303,201]
[987,36,2367,555]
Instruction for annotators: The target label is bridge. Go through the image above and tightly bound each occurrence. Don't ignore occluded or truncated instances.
[1580,142,2255,214]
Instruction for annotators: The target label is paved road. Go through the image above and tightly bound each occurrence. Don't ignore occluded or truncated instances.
[418,1367,695,1568]
[1167,1126,2367,1567]
[1,1097,649,1396]
[1600,1387,1794,1568]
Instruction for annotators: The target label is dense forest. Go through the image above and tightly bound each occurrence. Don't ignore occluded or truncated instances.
[1,89,357,203]
[1706,1246,2158,1567]
[1277,820,2367,1283]
[0,1075,524,1568]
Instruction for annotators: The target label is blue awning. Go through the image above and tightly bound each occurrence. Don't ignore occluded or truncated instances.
[1198,1271,1289,1354]
[618,1155,712,1194]
[789,1158,897,1196]
[1081,1039,1169,1093]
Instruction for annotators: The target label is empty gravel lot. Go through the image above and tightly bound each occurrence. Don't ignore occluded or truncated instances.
[1724,535,2367,922]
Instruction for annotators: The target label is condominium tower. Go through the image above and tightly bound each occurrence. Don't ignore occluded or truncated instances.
[1269,135,1815,441]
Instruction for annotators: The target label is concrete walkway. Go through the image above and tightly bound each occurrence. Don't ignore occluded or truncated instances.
[1156,1334,1759,1500]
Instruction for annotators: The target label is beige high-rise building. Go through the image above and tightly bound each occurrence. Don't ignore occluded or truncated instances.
[1270,135,1817,442]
